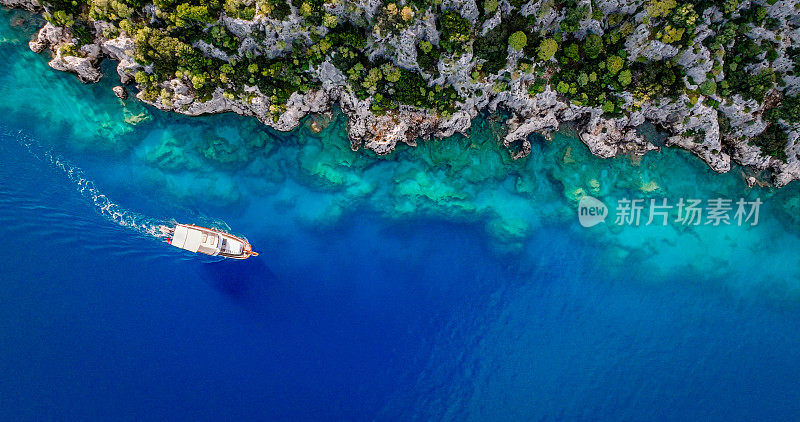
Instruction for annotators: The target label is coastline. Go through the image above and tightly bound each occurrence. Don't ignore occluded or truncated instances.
[6,5,800,419]
[3,6,800,291]
[1,0,799,187]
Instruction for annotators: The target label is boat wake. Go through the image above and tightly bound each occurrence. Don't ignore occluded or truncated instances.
[4,128,231,254]
[58,158,174,239]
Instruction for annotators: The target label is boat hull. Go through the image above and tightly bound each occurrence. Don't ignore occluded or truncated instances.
[165,223,258,260]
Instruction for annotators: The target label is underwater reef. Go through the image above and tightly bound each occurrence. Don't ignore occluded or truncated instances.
[3,7,800,300]
[1,0,800,186]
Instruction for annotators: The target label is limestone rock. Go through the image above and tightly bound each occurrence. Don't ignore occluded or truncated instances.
[113,86,128,99]
[48,48,102,83]
[101,36,139,84]
[29,23,69,53]
[0,0,39,11]
[7,0,800,187]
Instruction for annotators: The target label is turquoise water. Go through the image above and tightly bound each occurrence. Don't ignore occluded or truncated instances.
[3,8,800,419]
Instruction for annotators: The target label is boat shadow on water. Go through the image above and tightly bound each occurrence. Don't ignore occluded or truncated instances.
[201,257,279,304]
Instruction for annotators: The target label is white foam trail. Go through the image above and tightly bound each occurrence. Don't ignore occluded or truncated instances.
[5,127,174,239]
[4,127,239,265]
[54,156,173,237]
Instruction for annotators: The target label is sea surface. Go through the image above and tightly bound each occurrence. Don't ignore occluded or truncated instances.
[2,9,800,421]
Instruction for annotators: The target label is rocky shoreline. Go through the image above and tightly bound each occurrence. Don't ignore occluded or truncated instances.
[2,0,799,187]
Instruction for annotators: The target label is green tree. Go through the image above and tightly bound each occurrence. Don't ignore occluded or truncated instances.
[647,0,676,18]
[439,11,471,54]
[537,38,558,61]
[508,31,527,51]
[323,13,338,28]
[753,124,788,161]
[134,71,149,85]
[175,4,216,24]
[607,55,623,75]
[618,69,632,86]
[658,25,684,44]
[220,63,234,74]
[47,10,75,27]
[723,0,738,14]
[564,43,580,62]
[584,33,603,59]
[419,40,433,53]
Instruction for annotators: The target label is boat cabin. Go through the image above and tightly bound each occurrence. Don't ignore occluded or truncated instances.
[169,224,251,258]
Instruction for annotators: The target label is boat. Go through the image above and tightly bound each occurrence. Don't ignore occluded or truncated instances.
[162,223,258,260]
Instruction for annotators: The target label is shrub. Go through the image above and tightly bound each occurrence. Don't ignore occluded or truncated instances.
[439,10,471,54]
[630,59,683,100]
[723,0,739,14]
[223,0,256,20]
[323,13,338,28]
[560,3,588,32]
[766,95,800,124]
[699,80,717,96]
[290,0,325,25]
[765,48,778,62]
[58,43,83,57]
[260,0,290,19]
[205,25,239,55]
[416,41,440,73]
[752,124,788,161]
[483,0,498,14]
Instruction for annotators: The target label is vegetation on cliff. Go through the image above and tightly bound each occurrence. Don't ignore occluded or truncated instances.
[5,0,800,169]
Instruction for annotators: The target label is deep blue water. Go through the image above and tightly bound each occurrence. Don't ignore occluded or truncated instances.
[3,132,800,421]
[3,8,800,420]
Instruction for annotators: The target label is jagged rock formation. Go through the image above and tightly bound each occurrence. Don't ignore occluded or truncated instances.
[2,0,799,186]
[113,85,128,98]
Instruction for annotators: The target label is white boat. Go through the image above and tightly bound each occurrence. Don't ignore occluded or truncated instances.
[163,223,258,260]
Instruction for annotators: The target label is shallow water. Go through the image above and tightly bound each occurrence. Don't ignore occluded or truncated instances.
[2,9,800,420]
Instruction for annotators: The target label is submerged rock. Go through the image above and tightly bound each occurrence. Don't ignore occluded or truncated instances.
[3,0,800,187]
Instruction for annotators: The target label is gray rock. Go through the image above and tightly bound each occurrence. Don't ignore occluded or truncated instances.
[113,86,128,99]
[101,36,139,84]
[29,22,69,53]
[0,0,39,11]
[48,48,103,83]
[9,0,800,187]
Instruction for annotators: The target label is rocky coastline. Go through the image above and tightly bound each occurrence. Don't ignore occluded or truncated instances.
[2,0,799,187]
